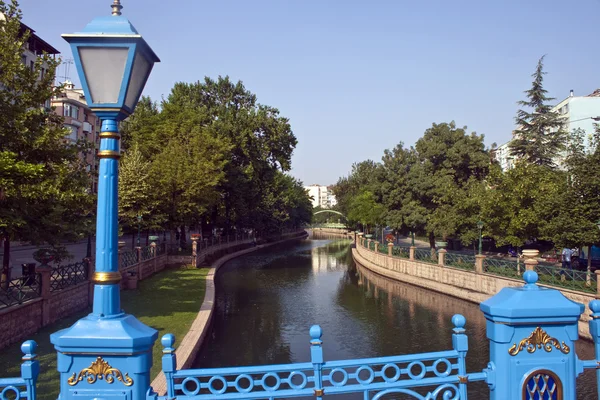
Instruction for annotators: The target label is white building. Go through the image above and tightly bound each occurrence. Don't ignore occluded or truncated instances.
[495,89,600,170]
[304,185,337,209]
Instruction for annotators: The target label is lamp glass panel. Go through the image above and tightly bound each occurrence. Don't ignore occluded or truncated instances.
[124,50,152,110]
[78,47,129,104]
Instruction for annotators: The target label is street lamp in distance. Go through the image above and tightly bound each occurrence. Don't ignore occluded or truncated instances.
[137,214,142,247]
[477,220,484,255]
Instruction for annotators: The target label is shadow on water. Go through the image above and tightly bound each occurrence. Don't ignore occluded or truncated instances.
[193,239,597,399]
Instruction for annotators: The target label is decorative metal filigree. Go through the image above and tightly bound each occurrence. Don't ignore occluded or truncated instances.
[508,327,570,356]
[67,357,133,386]
[523,370,562,400]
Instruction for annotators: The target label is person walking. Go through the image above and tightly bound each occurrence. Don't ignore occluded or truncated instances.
[562,247,573,270]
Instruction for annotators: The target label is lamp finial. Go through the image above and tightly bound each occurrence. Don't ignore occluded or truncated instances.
[111,0,123,16]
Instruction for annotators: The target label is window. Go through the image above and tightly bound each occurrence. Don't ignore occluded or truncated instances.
[63,104,79,119]
[21,55,27,65]
[66,125,78,141]
[30,61,34,71]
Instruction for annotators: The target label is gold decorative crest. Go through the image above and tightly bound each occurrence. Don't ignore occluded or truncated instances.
[508,327,570,356]
[67,357,133,386]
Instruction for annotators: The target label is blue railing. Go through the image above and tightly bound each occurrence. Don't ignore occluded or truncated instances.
[0,341,38,400]
[158,315,489,399]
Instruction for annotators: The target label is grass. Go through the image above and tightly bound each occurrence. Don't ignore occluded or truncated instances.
[0,265,208,400]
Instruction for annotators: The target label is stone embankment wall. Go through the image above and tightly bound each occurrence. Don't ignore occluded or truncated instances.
[0,237,260,351]
[352,238,595,339]
[310,227,353,239]
[151,230,308,395]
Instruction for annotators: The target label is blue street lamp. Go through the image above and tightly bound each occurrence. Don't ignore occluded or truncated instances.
[51,2,160,399]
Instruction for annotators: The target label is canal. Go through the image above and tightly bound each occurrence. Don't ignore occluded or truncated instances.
[194,237,597,399]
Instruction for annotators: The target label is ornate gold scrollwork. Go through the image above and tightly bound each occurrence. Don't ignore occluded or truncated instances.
[508,327,570,356]
[67,357,133,386]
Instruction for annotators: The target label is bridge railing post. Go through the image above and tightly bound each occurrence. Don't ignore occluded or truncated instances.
[438,249,447,267]
[451,315,468,399]
[161,334,177,399]
[480,271,583,399]
[309,325,324,400]
[21,340,39,400]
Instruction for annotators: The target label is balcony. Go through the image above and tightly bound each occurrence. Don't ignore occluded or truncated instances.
[83,122,93,133]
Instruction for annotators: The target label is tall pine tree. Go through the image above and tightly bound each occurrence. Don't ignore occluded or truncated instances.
[509,56,566,167]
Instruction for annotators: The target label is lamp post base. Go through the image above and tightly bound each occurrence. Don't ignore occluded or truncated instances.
[51,313,157,400]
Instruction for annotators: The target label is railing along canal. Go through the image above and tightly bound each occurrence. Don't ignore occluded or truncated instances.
[358,235,598,296]
[158,315,487,399]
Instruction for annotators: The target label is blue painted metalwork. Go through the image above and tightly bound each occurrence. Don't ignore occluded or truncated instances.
[0,341,38,400]
[481,270,587,399]
[49,4,160,400]
[154,316,490,399]
[61,13,160,120]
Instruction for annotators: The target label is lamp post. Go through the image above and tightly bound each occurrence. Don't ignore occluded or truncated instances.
[51,2,160,399]
[137,214,142,247]
[411,229,415,247]
[477,220,484,255]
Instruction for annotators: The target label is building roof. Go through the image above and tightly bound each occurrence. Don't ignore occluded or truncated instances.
[587,89,600,97]
[20,21,60,55]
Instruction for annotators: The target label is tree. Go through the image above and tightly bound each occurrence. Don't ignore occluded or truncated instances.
[509,56,567,168]
[150,129,228,247]
[542,127,600,276]
[481,162,564,247]
[118,144,160,246]
[157,77,298,234]
[332,160,384,229]
[348,191,384,234]
[0,1,92,283]
[405,122,489,248]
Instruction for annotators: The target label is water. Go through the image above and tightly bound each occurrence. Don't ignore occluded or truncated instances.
[194,238,598,399]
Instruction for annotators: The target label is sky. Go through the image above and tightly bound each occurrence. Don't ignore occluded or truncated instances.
[18,0,600,186]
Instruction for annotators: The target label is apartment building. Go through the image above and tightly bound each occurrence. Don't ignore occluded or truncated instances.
[7,16,100,192]
[495,89,600,170]
[51,81,100,192]
[305,185,337,209]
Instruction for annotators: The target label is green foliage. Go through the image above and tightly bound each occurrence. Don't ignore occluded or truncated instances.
[0,0,92,277]
[541,127,600,248]
[480,162,564,247]
[348,191,384,233]
[121,76,309,235]
[118,143,161,232]
[332,160,383,228]
[509,56,567,168]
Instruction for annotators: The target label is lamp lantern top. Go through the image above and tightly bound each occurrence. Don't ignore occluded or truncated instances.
[61,0,160,121]
[477,220,484,229]
[111,0,123,16]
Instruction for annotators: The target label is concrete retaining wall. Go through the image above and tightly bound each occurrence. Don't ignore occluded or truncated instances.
[352,241,595,339]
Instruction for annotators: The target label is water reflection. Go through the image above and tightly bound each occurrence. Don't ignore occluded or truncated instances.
[193,239,597,399]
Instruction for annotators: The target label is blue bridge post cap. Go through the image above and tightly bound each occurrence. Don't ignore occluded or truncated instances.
[523,270,539,286]
[161,334,175,350]
[590,300,600,314]
[21,340,37,359]
[310,325,323,341]
[452,314,466,330]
